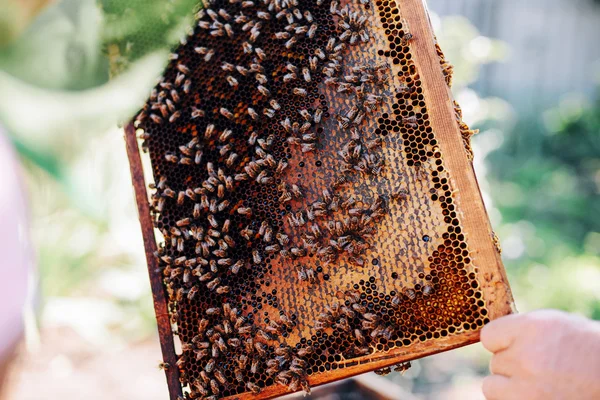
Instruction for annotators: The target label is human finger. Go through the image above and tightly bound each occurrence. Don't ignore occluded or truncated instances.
[488,350,514,377]
[480,314,523,353]
[481,375,512,400]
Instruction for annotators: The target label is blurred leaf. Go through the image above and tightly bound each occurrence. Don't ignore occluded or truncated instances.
[0,0,108,90]
[0,0,52,46]
[100,0,197,76]
[0,51,166,147]
[9,134,64,181]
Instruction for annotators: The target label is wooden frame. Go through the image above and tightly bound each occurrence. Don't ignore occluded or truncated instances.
[124,0,515,398]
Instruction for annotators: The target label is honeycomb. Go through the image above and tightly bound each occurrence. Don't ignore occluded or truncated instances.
[127,0,513,398]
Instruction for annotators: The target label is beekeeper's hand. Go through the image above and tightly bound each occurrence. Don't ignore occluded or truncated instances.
[480,309,600,400]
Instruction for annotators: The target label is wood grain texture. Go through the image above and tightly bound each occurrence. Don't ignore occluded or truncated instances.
[125,124,183,400]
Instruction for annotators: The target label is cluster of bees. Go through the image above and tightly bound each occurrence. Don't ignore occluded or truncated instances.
[453,100,479,161]
[134,0,491,397]
[171,302,316,398]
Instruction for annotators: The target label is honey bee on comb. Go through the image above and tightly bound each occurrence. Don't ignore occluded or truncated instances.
[124,0,514,398]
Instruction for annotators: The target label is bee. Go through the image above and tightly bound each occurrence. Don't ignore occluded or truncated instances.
[349,256,365,267]
[352,302,367,314]
[204,123,216,139]
[191,107,205,119]
[194,152,207,166]
[252,250,262,264]
[254,74,268,85]
[242,41,253,53]
[392,188,409,201]
[283,73,296,83]
[226,75,239,87]
[234,367,244,382]
[257,85,270,97]
[238,324,252,335]
[184,286,198,301]
[206,307,221,316]
[286,65,298,75]
[256,170,273,184]
[293,87,307,96]
[247,382,261,394]
[204,358,216,373]
[394,361,411,375]
[220,107,234,120]
[211,343,220,359]
[340,305,356,319]
[181,78,192,94]
[301,142,316,153]
[288,376,301,392]
[402,115,418,129]
[289,364,305,375]
[158,361,170,371]
[370,324,386,339]
[391,295,402,308]
[164,153,178,163]
[285,36,297,49]
[366,137,383,150]
[291,247,307,257]
[238,207,252,216]
[404,288,417,301]
[204,49,215,62]
[297,110,311,123]
[297,346,314,357]
[223,23,235,38]
[290,184,303,198]
[254,341,268,357]
[262,108,275,118]
[274,31,290,40]
[307,23,318,39]
[240,226,254,240]
[199,370,210,385]
[257,329,273,341]
[400,32,414,46]
[276,160,288,175]
[207,277,222,291]
[263,244,279,255]
[422,285,434,296]
[313,107,324,124]
[374,367,392,376]
[209,379,220,395]
[309,56,319,72]
[297,266,308,282]
[300,379,311,395]
[225,152,238,167]
[221,62,235,72]
[302,67,311,82]
[177,64,190,75]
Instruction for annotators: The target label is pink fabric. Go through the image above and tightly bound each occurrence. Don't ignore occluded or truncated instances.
[0,128,32,361]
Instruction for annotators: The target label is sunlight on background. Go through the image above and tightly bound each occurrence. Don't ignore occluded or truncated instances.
[0,0,598,399]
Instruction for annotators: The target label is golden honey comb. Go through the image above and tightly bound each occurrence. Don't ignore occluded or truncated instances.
[124,0,515,398]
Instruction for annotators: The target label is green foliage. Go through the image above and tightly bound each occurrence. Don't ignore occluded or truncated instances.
[489,96,600,259]
[0,0,197,339]
[101,0,198,75]
[486,94,600,319]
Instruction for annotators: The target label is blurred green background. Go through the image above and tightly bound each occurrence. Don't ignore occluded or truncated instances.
[0,0,598,399]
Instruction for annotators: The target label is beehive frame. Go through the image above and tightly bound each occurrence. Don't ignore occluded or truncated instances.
[125,0,515,398]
